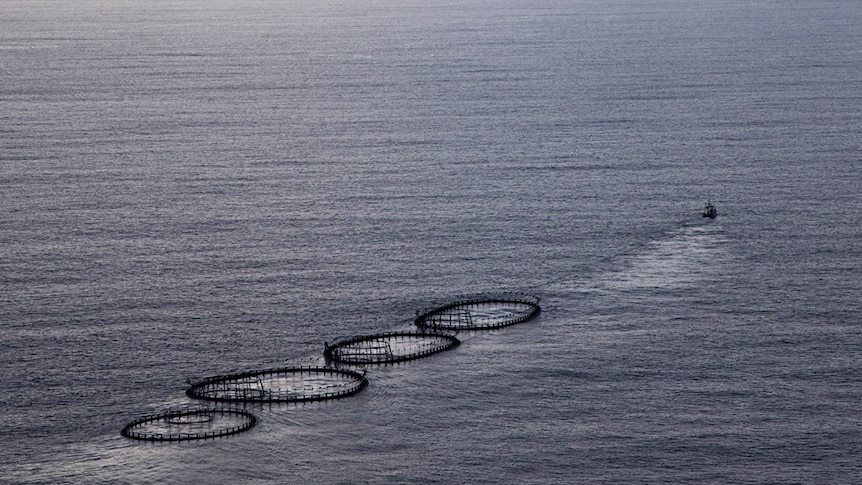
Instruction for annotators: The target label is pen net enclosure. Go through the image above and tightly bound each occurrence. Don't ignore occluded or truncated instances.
[415,293,541,330]
[324,332,460,365]
[121,406,257,442]
[186,366,368,403]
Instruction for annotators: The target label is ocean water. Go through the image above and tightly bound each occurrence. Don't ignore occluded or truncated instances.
[2,0,861,483]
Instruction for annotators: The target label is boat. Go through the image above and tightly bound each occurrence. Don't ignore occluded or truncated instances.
[702,200,717,218]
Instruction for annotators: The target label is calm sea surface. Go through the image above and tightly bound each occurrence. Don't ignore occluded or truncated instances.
[2,0,861,483]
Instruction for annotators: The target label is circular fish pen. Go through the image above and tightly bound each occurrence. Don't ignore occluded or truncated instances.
[324,331,460,365]
[121,406,257,442]
[415,293,541,331]
[186,366,368,403]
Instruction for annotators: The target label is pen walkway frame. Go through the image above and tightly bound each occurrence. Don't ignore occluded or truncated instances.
[324,331,460,365]
[121,406,257,442]
[186,366,368,403]
[415,292,541,331]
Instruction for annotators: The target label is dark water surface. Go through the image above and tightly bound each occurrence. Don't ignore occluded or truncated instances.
[2,0,861,483]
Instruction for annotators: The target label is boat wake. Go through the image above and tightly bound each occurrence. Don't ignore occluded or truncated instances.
[545,222,730,303]
[598,224,728,293]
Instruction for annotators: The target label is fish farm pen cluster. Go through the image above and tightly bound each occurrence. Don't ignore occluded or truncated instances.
[120,292,540,442]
